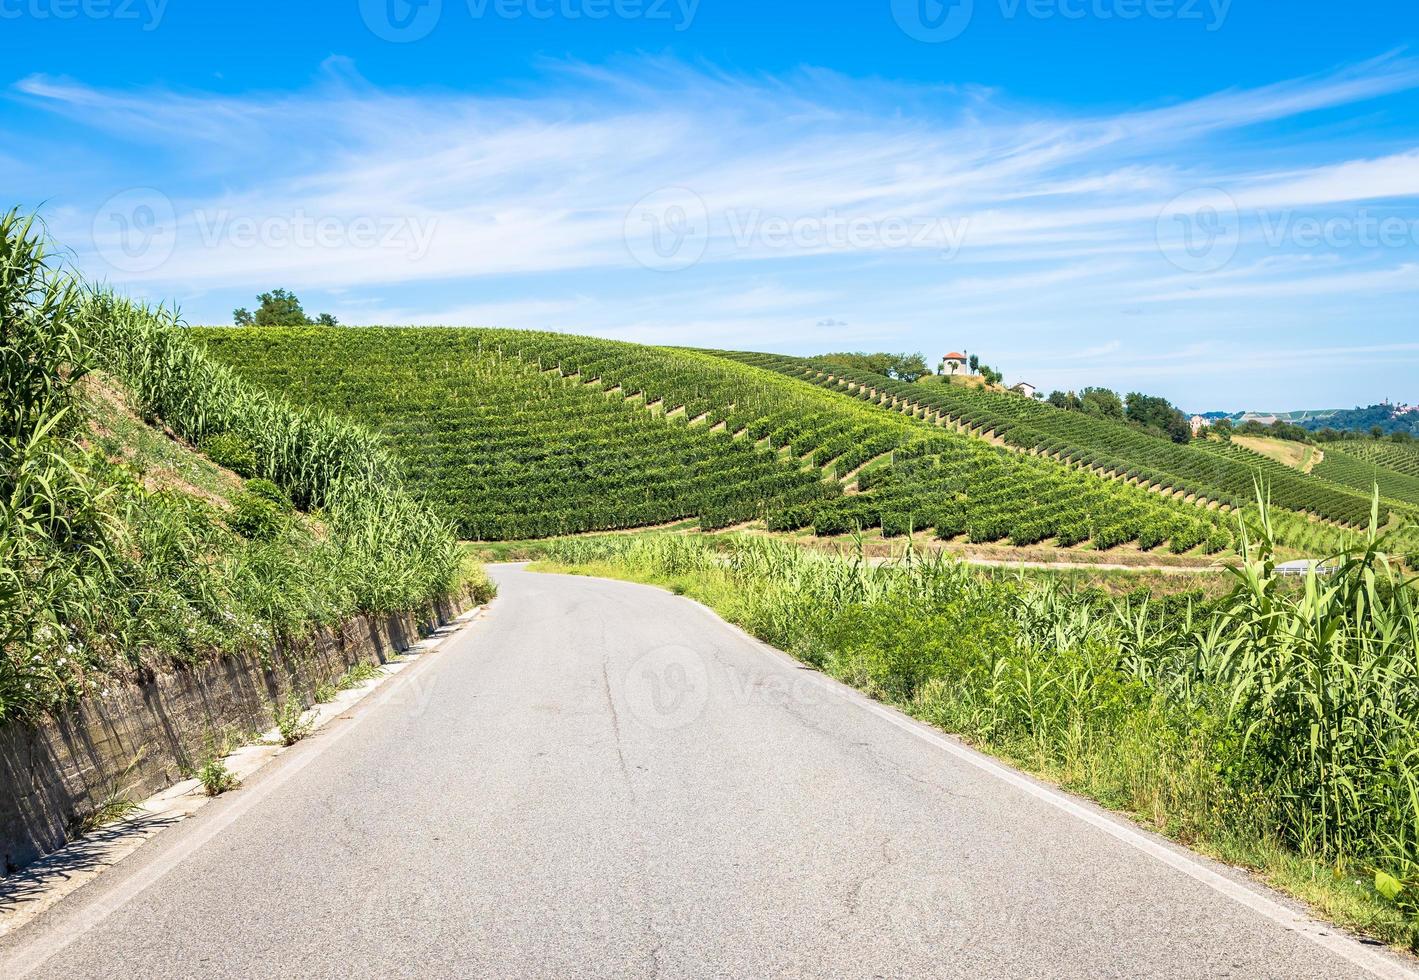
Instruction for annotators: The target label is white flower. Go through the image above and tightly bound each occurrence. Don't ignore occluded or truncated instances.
[57,658,67,667]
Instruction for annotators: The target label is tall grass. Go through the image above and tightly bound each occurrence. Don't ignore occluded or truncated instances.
[543,506,1419,941]
[0,211,479,723]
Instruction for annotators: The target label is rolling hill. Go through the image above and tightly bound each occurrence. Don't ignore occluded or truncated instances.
[187,326,1419,560]
[193,327,1240,552]
[713,350,1389,528]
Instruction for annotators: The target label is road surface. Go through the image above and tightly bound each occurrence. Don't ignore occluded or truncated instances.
[1,564,1412,978]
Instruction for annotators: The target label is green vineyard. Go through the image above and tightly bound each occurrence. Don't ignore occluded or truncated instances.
[194,327,1240,552]
[712,350,1389,528]
[1312,447,1419,508]
[191,328,838,539]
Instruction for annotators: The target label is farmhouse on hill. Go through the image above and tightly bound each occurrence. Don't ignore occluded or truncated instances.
[940,351,967,375]
[1010,381,1037,398]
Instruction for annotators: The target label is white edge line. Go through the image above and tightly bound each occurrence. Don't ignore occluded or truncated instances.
[1,607,487,979]
[664,589,1417,980]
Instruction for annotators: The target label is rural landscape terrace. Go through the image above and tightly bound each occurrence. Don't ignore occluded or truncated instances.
[5,2,1419,978]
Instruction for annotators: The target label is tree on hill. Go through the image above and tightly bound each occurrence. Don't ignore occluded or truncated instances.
[1079,387,1124,420]
[817,351,929,382]
[1236,419,1310,443]
[1126,392,1192,444]
[233,289,339,327]
[1047,388,1123,419]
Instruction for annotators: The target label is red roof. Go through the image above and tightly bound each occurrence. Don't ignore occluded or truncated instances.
[944,352,965,359]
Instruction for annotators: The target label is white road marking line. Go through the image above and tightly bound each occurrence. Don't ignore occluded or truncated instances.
[672,592,1419,980]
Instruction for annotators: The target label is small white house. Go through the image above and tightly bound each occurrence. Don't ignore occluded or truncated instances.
[1010,382,1037,399]
[940,351,967,375]
[1190,415,1210,436]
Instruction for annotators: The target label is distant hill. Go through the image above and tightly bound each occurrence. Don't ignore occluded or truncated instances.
[1201,405,1419,435]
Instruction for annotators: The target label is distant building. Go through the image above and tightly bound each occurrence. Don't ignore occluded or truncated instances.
[1190,415,1210,436]
[940,352,967,375]
[1010,382,1037,399]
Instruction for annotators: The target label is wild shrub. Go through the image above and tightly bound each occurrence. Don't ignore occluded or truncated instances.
[273,691,313,746]
[201,432,258,478]
[243,478,294,511]
[227,491,287,542]
[197,758,239,796]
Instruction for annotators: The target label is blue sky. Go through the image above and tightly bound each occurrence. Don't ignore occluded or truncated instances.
[3,1,1418,411]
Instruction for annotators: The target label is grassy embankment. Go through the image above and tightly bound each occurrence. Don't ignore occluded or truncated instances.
[536,511,1419,952]
[0,211,489,725]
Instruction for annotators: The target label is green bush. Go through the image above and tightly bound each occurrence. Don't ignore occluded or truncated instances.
[227,490,288,541]
[879,511,913,538]
[197,758,239,797]
[765,505,813,532]
[243,478,293,512]
[201,432,259,478]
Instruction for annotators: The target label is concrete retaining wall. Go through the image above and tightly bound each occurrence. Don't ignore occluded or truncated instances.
[0,594,469,875]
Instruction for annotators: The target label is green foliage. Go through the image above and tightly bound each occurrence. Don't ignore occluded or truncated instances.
[192,327,860,540]
[816,351,929,382]
[1081,387,1125,420]
[0,213,471,724]
[338,660,383,689]
[1048,387,1125,420]
[197,758,239,796]
[193,329,1244,553]
[233,288,337,328]
[1305,406,1419,439]
[227,490,287,542]
[1236,419,1311,442]
[1126,391,1191,444]
[1312,448,1419,508]
[242,477,293,511]
[726,351,1391,533]
[273,691,312,746]
[201,432,259,478]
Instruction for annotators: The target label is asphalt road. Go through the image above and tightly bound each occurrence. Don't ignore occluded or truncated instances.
[2,564,1413,979]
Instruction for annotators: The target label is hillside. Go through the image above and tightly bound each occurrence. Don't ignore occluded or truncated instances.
[1,213,475,723]
[195,327,1255,555]
[1313,443,1419,507]
[714,351,1391,527]
[191,328,844,539]
[1327,439,1419,479]
[1302,404,1419,436]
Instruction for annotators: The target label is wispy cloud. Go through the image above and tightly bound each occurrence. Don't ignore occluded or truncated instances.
[5,53,1419,408]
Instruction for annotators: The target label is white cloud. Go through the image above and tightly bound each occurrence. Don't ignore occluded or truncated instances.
[7,53,1419,408]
